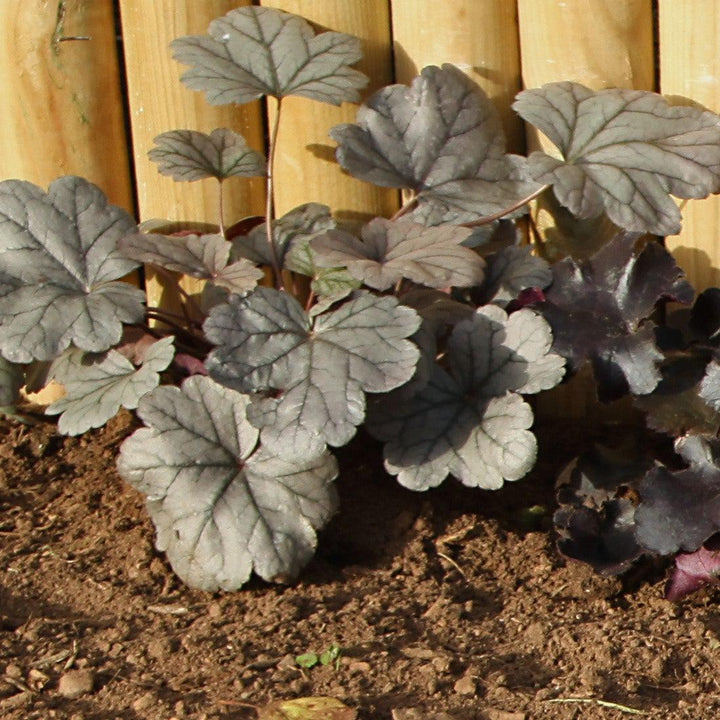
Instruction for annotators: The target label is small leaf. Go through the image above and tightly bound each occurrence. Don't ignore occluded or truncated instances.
[295,653,319,669]
[540,233,693,401]
[234,203,335,268]
[0,177,145,362]
[204,288,421,460]
[310,218,484,290]
[120,232,263,295]
[117,376,338,591]
[513,82,720,234]
[171,6,367,106]
[148,129,266,181]
[367,306,564,490]
[331,64,540,225]
[258,697,356,720]
[46,337,175,435]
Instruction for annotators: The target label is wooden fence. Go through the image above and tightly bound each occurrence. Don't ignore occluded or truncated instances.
[1,0,719,415]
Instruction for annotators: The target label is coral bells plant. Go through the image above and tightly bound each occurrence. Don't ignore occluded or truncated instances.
[2,5,720,595]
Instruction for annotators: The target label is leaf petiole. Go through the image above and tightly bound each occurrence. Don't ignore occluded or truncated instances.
[266,96,285,290]
[463,183,550,228]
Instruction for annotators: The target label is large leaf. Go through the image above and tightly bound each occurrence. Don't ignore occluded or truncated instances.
[540,233,693,401]
[367,305,565,490]
[513,82,720,234]
[46,337,175,436]
[0,177,145,362]
[310,218,484,290]
[636,435,720,555]
[120,232,263,295]
[204,288,421,460]
[331,64,540,225]
[148,129,266,181]
[117,376,338,591]
[171,6,367,106]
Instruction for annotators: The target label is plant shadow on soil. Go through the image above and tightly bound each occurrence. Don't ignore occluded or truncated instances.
[2,410,720,720]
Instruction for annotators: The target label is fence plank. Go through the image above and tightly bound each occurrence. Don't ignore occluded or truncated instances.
[0,0,133,210]
[659,1,720,292]
[517,0,655,419]
[260,0,398,222]
[391,1,524,153]
[118,0,266,309]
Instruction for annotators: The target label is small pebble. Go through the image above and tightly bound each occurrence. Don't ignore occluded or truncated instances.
[58,669,94,699]
[132,691,155,712]
[453,675,477,696]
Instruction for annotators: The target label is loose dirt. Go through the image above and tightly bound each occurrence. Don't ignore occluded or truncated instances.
[1,411,719,720]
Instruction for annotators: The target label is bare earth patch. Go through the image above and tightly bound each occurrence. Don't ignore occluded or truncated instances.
[1,412,719,720]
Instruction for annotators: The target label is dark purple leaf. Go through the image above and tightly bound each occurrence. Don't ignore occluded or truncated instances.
[540,233,693,401]
[666,536,720,601]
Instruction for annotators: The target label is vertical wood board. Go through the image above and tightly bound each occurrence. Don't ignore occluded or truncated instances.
[119,0,267,308]
[260,0,398,223]
[659,0,720,291]
[0,0,133,210]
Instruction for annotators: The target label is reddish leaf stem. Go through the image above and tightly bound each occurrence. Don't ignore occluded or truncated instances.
[462,184,551,228]
[266,96,285,290]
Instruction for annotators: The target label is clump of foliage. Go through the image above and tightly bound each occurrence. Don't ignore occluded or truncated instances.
[3,5,720,596]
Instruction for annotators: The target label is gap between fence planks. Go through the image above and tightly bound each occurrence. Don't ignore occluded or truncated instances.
[659,1,720,292]
[118,0,266,312]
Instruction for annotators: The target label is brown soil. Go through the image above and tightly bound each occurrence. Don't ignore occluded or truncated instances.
[1,411,719,720]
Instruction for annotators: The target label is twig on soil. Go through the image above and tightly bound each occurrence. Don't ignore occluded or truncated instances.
[436,551,468,580]
[545,697,646,715]
[147,604,191,616]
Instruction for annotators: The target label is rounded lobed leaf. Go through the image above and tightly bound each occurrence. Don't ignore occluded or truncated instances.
[117,376,338,591]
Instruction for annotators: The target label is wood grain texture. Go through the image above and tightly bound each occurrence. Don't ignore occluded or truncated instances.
[119,0,267,308]
[391,1,524,153]
[260,0,398,222]
[0,0,133,210]
[517,0,655,418]
[659,1,720,291]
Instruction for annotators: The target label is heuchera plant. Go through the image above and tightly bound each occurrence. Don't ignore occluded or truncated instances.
[3,6,720,595]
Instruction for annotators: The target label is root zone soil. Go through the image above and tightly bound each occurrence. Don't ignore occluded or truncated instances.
[1,410,720,720]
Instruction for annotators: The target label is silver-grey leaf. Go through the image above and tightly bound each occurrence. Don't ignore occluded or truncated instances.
[310,218,484,290]
[171,6,367,106]
[513,82,720,234]
[331,64,540,225]
[204,287,421,460]
[46,336,175,435]
[0,177,145,362]
[367,306,564,490]
[148,128,267,182]
[117,376,338,591]
[234,203,335,268]
[120,232,263,294]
